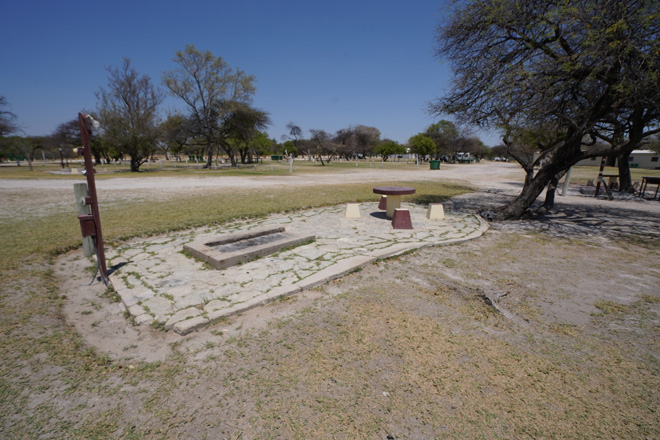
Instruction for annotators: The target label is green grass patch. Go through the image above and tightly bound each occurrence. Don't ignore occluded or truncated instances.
[0,180,468,270]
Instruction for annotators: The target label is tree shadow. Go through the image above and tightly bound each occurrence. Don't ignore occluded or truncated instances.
[536,200,660,240]
[449,189,660,241]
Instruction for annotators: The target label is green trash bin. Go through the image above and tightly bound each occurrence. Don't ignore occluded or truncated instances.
[430,160,441,170]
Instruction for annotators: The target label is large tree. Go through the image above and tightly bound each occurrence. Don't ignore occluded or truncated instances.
[408,134,435,159]
[333,125,381,160]
[96,59,163,172]
[375,140,407,162]
[432,0,660,219]
[162,45,257,168]
[425,120,458,159]
[225,104,271,164]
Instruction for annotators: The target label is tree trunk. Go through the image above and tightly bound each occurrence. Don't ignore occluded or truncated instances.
[617,151,633,193]
[542,169,567,211]
[205,146,214,169]
[130,156,141,172]
[543,176,559,211]
[495,176,548,219]
[495,157,571,220]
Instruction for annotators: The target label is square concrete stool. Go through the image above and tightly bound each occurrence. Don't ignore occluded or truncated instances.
[378,195,387,210]
[392,208,413,229]
[344,202,361,218]
[426,203,445,220]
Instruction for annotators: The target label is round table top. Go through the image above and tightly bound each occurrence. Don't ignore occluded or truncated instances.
[373,186,416,195]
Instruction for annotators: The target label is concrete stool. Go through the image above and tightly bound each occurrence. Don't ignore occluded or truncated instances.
[378,195,387,210]
[426,203,445,220]
[344,202,361,218]
[392,208,413,229]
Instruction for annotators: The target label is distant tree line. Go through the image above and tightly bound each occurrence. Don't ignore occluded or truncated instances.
[1,45,498,171]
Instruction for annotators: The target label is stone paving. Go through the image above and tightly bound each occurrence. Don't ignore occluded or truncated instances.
[107,202,488,334]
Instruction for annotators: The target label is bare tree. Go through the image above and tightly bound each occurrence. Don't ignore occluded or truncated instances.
[285,122,309,158]
[309,129,334,165]
[0,96,20,137]
[163,45,257,167]
[96,59,163,172]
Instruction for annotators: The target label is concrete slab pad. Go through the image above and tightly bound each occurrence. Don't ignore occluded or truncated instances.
[109,202,488,334]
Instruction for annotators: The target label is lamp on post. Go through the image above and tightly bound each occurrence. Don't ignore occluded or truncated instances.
[77,113,108,283]
[58,147,64,169]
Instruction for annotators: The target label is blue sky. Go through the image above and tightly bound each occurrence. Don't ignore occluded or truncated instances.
[1,0,502,146]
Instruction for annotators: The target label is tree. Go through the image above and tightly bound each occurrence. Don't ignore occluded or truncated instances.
[225,104,271,164]
[1,136,46,170]
[49,119,84,164]
[425,120,458,159]
[250,131,275,162]
[334,125,381,159]
[96,59,163,172]
[309,129,334,165]
[0,96,20,137]
[375,140,406,161]
[160,114,192,161]
[646,136,660,154]
[407,134,435,159]
[285,122,307,158]
[280,140,298,156]
[432,0,660,219]
[163,45,257,168]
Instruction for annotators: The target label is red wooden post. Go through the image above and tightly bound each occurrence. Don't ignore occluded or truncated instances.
[78,113,108,281]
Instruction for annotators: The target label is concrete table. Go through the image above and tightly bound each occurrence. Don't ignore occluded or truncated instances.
[373,186,416,218]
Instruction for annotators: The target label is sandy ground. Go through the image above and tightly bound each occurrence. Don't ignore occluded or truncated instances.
[47,162,660,361]
[0,163,521,220]
[3,161,658,221]
[3,163,660,438]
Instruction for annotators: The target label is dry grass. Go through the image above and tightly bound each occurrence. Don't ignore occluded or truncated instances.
[0,158,423,180]
[1,169,659,439]
[567,165,660,185]
[0,180,467,270]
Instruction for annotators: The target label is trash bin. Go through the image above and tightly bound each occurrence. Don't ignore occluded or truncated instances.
[430,160,441,170]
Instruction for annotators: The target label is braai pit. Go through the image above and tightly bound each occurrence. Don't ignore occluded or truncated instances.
[184,226,316,270]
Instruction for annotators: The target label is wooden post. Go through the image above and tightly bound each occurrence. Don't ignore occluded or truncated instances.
[74,183,96,257]
[78,113,108,279]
